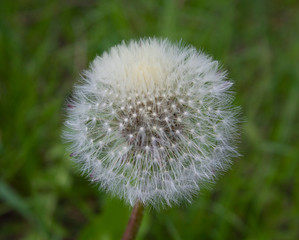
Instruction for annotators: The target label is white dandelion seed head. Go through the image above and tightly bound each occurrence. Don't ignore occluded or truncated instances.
[63,38,240,208]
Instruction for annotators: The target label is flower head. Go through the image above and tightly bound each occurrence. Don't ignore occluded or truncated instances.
[63,38,239,208]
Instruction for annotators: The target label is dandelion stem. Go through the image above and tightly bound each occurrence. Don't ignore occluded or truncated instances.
[122,201,145,240]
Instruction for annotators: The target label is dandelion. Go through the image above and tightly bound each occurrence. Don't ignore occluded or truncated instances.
[63,38,239,209]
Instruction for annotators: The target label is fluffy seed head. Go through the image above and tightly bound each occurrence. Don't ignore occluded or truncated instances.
[63,38,240,208]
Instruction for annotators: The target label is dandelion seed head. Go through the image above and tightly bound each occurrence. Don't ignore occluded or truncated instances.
[63,38,240,208]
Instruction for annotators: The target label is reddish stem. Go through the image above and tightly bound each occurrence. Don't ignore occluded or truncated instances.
[122,201,145,240]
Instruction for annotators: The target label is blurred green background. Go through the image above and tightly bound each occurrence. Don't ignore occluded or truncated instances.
[1,0,299,239]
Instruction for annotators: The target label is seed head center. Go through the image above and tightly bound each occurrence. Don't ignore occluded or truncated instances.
[119,93,184,152]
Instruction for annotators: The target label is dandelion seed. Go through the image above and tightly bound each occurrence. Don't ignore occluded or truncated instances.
[63,38,240,208]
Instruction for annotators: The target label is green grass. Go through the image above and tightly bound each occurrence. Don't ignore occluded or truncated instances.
[0,0,299,239]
